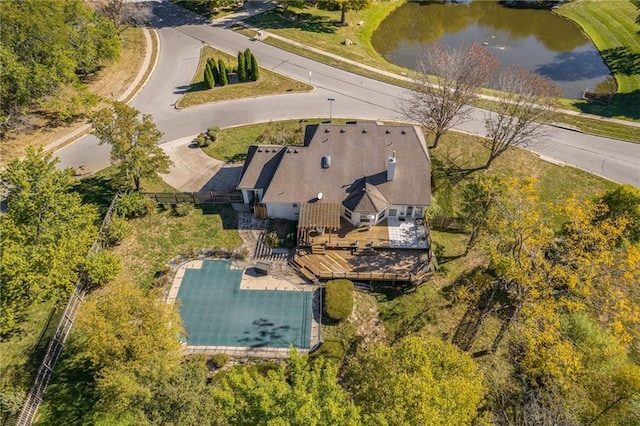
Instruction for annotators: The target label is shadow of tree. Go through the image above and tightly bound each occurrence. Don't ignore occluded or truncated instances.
[73,174,119,215]
[200,204,238,229]
[245,9,339,34]
[571,89,640,120]
[35,341,98,424]
[601,46,640,76]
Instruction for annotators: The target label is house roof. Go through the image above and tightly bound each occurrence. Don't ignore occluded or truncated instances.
[237,122,431,208]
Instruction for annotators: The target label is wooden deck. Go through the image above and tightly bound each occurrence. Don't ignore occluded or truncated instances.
[294,248,431,283]
[303,218,393,248]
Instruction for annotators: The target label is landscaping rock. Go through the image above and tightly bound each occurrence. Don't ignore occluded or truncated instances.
[342,38,354,46]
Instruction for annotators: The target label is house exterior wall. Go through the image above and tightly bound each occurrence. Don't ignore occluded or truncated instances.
[241,189,264,205]
[266,202,300,220]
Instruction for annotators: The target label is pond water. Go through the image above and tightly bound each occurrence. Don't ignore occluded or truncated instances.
[371,1,615,99]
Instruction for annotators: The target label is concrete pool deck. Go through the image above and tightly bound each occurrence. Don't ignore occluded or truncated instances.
[166,259,320,358]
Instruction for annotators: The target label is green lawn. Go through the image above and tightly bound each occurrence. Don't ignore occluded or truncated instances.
[556,0,640,119]
[112,205,242,287]
[176,46,312,108]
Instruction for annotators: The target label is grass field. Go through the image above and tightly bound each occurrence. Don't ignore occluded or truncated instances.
[176,46,312,108]
[245,1,408,74]
[557,0,640,120]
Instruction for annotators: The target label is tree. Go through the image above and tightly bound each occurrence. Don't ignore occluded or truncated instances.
[204,62,215,89]
[75,280,182,416]
[0,0,119,133]
[212,350,360,425]
[218,58,228,86]
[401,43,498,149]
[207,57,219,85]
[250,53,260,81]
[237,51,247,82]
[344,336,485,425]
[83,249,122,290]
[483,66,560,169]
[0,147,98,334]
[459,175,505,255]
[91,102,172,191]
[330,0,372,26]
[244,48,252,78]
[595,184,640,243]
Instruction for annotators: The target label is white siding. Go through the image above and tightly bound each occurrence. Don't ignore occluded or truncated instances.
[266,202,299,220]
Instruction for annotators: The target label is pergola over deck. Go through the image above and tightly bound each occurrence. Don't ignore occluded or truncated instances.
[297,202,341,245]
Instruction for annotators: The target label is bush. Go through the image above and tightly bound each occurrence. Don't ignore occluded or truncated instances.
[311,339,345,362]
[173,203,195,217]
[83,250,122,289]
[250,53,259,81]
[207,126,220,141]
[101,215,131,247]
[263,231,280,248]
[114,192,155,219]
[218,59,228,86]
[325,279,354,322]
[211,353,230,368]
[196,135,210,148]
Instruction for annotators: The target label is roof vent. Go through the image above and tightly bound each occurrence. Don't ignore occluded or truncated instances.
[386,129,391,134]
[287,149,292,153]
[401,130,406,134]
[340,128,345,133]
[325,128,330,133]
[321,155,331,169]
[257,148,263,152]
[294,149,299,153]
[362,129,368,133]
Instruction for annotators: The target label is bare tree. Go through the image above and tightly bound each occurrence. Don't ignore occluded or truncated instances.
[401,43,498,149]
[90,0,152,31]
[483,67,560,169]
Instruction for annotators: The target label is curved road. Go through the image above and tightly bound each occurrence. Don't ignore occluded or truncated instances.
[55,0,640,186]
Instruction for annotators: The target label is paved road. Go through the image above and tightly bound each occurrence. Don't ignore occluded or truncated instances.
[55,0,639,186]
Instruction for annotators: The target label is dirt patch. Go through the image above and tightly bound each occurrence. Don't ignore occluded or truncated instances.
[348,291,387,344]
[1,27,148,164]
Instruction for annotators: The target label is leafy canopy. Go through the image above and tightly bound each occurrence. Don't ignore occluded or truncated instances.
[0,147,97,334]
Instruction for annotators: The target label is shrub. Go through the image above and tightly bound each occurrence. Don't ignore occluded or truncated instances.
[237,51,246,81]
[211,353,230,368]
[209,58,220,85]
[325,279,354,322]
[83,250,122,290]
[174,203,195,217]
[114,192,155,219]
[101,215,131,247]
[196,136,206,147]
[207,126,220,141]
[204,63,214,89]
[244,48,252,76]
[218,59,228,86]
[263,231,280,248]
[250,53,259,81]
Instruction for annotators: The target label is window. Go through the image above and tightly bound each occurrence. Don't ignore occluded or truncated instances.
[389,208,397,217]
[293,203,298,208]
[378,210,386,220]
[345,209,352,219]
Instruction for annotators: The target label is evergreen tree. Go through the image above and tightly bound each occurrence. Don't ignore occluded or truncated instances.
[209,58,220,86]
[204,63,214,89]
[244,48,252,77]
[218,59,228,86]
[237,51,246,82]
[250,53,260,81]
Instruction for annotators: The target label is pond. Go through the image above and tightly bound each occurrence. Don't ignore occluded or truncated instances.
[371,1,615,99]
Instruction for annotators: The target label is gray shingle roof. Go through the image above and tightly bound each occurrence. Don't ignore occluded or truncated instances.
[237,122,431,208]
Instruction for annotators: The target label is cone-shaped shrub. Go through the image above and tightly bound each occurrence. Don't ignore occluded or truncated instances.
[218,59,228,86]
[250,53,259,81]
[237,51,247,82]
